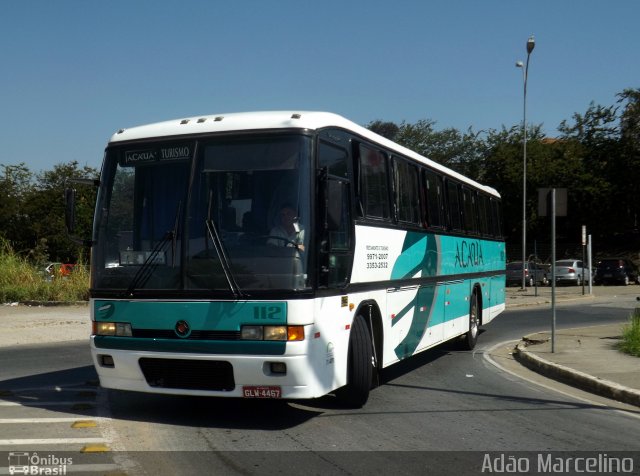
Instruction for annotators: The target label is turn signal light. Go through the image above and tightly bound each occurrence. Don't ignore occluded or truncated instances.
[287,326,304,341]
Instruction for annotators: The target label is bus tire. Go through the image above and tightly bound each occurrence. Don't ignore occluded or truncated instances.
[335,314,373,408]
[461,292,479,350]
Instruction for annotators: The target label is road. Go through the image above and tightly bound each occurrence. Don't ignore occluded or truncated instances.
[1,289,639,475]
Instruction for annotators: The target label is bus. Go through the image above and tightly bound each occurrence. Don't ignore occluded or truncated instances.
[66,111,505,407]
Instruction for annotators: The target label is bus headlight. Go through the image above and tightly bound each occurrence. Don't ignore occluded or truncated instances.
[264,326,287,341]
[93,322,132,337]
[241,326,263,340]
[241,325,304,341]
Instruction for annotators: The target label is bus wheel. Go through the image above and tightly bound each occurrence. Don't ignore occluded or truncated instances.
[335,314,373,408]
[461,293,479,350]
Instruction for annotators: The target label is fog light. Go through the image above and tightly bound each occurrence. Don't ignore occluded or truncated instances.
[99,354,114,368]
[270,362,287,374]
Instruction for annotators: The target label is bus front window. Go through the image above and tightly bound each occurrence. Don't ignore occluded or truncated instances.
[93,144,192,292]
[185,135,311,291]
[92,135,311,294]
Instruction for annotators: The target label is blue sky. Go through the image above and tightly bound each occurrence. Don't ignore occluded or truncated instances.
[1,0,638,172]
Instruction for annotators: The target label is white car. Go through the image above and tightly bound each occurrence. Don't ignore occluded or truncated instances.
[554,259,589,286]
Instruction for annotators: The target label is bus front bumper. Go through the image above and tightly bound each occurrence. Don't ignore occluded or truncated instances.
[90,338,335,400]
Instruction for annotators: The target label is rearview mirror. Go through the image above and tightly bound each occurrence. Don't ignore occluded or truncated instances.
[64,187,77,233]
[64,178,99,246]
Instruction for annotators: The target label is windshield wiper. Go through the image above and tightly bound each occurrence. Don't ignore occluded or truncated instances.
[205,218,244,299]
[125,230,173,296]
[125,201,182,296]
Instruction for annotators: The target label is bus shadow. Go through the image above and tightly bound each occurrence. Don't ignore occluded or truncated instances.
[0,365,321,430]
[106,388,321,429]
[290,336,468,412]
[0,366,101,418]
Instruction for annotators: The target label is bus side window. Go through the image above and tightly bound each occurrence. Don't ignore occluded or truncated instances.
[478,193,490,237]
[357,143,391,221]
[462,187,478,235]
[393,157,421,225]
[490,198,503,238]
[318,140,349,178]
[446,180,463,232]
[318,140,353,288]
[424,169,445,229]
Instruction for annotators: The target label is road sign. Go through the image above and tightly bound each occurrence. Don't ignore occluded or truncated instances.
[538,188,567,217]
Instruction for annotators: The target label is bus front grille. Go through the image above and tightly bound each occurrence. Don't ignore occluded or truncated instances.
[138,358,235,391]
[132,329,241,340]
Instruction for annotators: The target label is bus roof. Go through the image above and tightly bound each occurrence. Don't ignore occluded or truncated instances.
[110,111,500,197]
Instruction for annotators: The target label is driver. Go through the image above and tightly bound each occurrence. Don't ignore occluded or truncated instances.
[267,205,305,251]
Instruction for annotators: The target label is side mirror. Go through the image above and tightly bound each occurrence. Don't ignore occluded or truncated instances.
[64,178,99,246]
[64,187,77,233]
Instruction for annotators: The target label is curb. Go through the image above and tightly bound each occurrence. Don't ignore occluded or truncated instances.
[6,301,89,307]
[514,342,640,407]
[506,293,595,309]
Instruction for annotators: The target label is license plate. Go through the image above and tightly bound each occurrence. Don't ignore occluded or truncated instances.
[604,273,612,278]
[242,386,282,398]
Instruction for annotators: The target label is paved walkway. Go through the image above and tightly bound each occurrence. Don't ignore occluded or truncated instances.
[506,285,640,407]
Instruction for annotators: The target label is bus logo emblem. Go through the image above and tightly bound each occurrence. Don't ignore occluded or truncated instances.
[175,320,191,338]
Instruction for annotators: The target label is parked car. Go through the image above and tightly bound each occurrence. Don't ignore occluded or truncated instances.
[593,258,640,285]
[554,259,590,286]
[44,262,76,280]
[506,261,549,287]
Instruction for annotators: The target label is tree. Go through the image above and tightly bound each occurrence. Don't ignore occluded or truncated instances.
[616,88,640,233]
[558,102,619,146]
[557,100,632,239]
[366,120,400,141]
[0,163,34,253]
[618,88,640,144]
[22,162,98,264]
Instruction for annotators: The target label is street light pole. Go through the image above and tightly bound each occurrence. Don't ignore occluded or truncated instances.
[516,35,535,290]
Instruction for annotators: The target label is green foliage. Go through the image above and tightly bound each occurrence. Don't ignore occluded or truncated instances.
[619,308,640,357]
[0,238,89,303]
[0,161,97,265]
[367,120,400,141]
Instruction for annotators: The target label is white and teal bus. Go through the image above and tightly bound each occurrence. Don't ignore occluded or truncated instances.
[66,111,505,407]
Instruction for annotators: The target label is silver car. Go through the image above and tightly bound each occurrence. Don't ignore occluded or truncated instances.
[554,259,589,286]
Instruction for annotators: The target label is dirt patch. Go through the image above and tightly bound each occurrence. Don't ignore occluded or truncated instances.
[0,303,91,347]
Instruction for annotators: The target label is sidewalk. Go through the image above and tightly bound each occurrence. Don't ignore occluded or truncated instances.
[506,286,640,407]
[505,284,595,308]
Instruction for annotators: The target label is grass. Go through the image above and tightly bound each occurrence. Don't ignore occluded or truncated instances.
[0,239,89,303]
[619,308,640,357]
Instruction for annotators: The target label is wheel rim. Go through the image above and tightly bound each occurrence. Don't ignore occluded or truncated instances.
[470,302,479,339]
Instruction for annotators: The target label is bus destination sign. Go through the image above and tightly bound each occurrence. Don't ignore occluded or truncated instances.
[124,144,193,165]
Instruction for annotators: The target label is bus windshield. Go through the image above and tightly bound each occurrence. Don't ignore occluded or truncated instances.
[93,134,312,294]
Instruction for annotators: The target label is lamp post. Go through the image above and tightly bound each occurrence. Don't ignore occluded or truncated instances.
[516,35,535,290]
